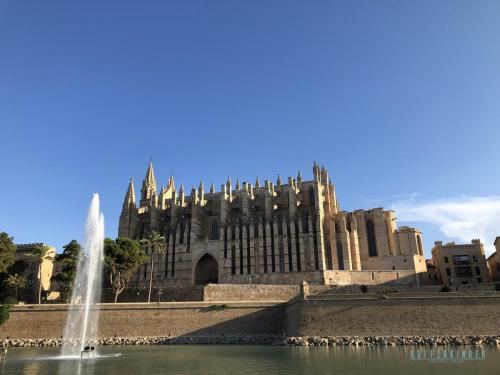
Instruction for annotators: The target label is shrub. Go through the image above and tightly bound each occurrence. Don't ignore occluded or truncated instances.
[440,286,451,292]
[2,296,17,305]
[360,285,368,293]
[494,283,500,292]
[0,304,10,326]
[210,304,229,311]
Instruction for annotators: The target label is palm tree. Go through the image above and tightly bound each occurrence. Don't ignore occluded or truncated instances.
[6,273,26,300]
[30,245,55,304]
[140,231,167,303]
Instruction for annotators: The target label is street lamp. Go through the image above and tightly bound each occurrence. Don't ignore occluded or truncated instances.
[157,289,163,303]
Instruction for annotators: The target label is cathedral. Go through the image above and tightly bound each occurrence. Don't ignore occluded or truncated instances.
[119,161,427,286]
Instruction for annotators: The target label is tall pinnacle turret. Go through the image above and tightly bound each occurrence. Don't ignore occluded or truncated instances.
[255,176,260,188]
[140,159,157,206]
[122,178,136,210]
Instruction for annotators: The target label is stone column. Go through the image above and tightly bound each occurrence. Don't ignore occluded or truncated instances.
[282,218,290,272]
[257,219,265,273]
[249,221,256,274]
[289,217,298,272]
[235,224,241,275]
[273,219,280,272]
[265,220,273,273]
[242,223,248,274]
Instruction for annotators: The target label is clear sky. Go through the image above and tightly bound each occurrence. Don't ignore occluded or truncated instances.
[1,1,499,256]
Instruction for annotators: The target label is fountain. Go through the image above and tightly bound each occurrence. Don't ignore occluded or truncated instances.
[61,194,105,357]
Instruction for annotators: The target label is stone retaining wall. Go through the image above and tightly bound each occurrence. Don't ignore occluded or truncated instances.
[287,295,500,336]
[203,284,300,301]
[2,294,500,341]
[0,302,286,339]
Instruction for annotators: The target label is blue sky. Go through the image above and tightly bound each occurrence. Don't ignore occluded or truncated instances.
[1,1,499,256]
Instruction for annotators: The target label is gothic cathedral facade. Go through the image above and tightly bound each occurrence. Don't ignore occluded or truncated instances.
[119,161,427,286]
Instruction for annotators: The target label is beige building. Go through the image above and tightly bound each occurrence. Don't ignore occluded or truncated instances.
[487,237,500,282]
[15,243,56,302]
[432,240,490,285]
[423,259,440,285]
[119,161,427,286]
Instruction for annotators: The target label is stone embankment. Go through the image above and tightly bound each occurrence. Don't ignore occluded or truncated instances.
[2,335,500,348]
[284,336,500,346]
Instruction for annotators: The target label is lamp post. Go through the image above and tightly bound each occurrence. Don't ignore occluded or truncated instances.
[157,289,163,303]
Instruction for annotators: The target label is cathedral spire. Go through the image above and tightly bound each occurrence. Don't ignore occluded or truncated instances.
[141,159,157,205]
[297,170,302,184]
[210,182,216,194]
[199,181,205,201]
[122,178,136,210]
[168,175,175,190]
[313,161,320,182]
[255,176,260,188]
[145,159,156,187]
[277,173,282,186]
[236,178,241,190]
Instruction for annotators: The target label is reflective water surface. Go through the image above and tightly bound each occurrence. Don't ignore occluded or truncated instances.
[2,345,499,375]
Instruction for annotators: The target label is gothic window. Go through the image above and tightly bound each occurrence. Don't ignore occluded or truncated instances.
[246,226,251,274]
[231,245,236,275]
[303,216,309,233]
[263,222,268,273]
[312,216,319,270]
[287,220,293,272]
[28,274,34,288]
[211,221,219,240]
[239,223,244,274]
[326,242,333,270]
[366,219,378,257]
[308,186,315,206]
[417,235,423,255]
[335,221,340,234]
[337,240,344,270]
[171,234,176,277]
[270,221,276,272]
[279,243,285,273]
[223,226,228,258]
[295,219,302,271]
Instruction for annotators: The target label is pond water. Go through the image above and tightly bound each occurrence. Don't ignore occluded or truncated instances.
[2,345,499,375]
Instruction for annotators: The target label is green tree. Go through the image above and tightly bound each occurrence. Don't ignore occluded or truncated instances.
[53,240,81,302]
[30,245,55,304]
[140,231,167,303]
[104,237,147,303]
[0,232,16,274]
[0,259,28,300]
[0,304,9,326]
[6,273,26,300]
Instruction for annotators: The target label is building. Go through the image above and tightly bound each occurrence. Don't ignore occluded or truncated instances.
[431,240,490,285]
[487,237,500,282]
[119,161,427,286]
[15,243,56,302]
[423,259,440,285]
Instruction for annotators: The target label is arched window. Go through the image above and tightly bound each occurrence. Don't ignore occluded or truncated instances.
[335,221,340,234]
[337,240,344,270]
[211,221,219,240]
[326,242,333,270]
[308,186,315,206]
[417,235,423,256]
[28,274,34,288]
[366,219,378,257]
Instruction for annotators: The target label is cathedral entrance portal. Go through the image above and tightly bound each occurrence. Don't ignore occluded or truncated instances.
[194,253,219,285]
